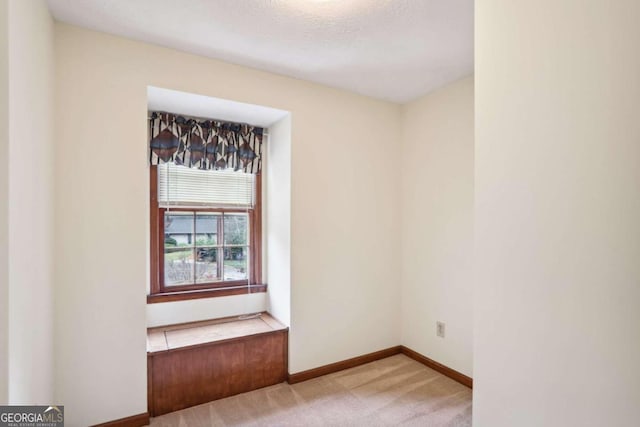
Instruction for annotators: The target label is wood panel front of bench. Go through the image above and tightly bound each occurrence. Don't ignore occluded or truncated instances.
[147,315,288,416]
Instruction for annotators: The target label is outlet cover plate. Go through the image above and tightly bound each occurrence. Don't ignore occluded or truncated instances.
[436,321,445,338]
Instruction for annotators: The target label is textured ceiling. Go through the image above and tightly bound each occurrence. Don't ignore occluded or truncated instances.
[47,0,473,103]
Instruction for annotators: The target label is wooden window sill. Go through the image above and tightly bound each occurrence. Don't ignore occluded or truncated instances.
[147,284,267,304]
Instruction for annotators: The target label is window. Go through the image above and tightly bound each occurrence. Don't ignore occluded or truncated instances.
[148,163,264,303]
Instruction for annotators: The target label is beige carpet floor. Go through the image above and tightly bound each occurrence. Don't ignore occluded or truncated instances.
[149,354,472,427]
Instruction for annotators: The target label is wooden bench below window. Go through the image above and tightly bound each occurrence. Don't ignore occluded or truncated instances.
[147,312,288,416]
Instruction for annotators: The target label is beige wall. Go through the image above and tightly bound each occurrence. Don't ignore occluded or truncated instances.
[0,0,8,405]
[7,0,54,404]
[54,23,401,425]
[400,76,474,376]
[475,1,640,426]
[266,115,292,326]
[145,293,268,328]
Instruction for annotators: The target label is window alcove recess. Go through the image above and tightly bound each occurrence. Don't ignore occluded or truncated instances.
[148,111,266,303]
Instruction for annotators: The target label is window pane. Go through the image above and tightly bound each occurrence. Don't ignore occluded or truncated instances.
[224,247,248,281]
[195,213,219,246]
[165,248,194,286]
[195,248,219,283]
[165,212,194,247]
[224,214,248,245]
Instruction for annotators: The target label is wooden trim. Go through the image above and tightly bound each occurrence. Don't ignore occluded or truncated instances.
[283,329,289,380]
[400,346,473,389]
[158,207,250,213]
[149,166,160,295]
[157,208,165,293]
[250,173,262,284]
[159,279,249,293]
[287,346,402,384]
[216,213,224,278]
[147,283,267,304]
[147,354,154,416]
[286,345,473,389]
[91,412,149,427]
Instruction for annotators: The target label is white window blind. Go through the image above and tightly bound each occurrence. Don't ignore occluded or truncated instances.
[157,163,255,208]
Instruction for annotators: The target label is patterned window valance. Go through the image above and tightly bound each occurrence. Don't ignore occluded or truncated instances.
[148,111,263,174]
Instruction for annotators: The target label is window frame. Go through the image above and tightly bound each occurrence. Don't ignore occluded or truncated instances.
[148,165,265,303]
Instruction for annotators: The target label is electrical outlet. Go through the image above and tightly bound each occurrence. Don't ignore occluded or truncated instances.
[436,321,445,338]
